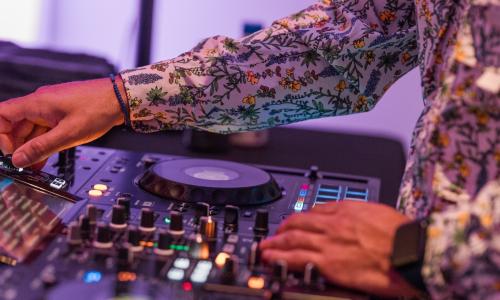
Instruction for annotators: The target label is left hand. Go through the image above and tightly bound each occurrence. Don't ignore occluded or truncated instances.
[260,201,418,297]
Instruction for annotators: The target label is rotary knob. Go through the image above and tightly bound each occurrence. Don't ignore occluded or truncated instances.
[154,229,174,256]
[79,215,91,240]
[66,221,82,246]
[116,197,131,220]
[253,209,269,237]
[86,205,98,226]
[200,216,218,241]
[195,202,210,224]
[273,260,288,282]
[127,226,143,252]
[169,211,184,236]
[304,263,320,286]
[221,255,238,284]
[248,241,261,270]
[139,208,156,233]
[94,223,112,249]
[223,205,239,233]
[110,205,127,230]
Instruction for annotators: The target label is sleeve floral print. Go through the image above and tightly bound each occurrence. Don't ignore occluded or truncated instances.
[120,0,500,298]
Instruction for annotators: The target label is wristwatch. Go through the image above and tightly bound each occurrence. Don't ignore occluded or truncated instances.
[391,218,429,292]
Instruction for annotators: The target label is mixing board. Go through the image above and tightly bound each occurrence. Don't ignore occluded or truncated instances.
[0,146,381,300]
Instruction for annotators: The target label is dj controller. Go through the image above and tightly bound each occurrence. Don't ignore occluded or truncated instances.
[0,146,381,300]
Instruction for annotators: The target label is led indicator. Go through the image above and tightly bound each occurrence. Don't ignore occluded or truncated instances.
[117,271,137,282]
[88,189,103,197]
[294,202,304,212]
[169,244,190,251]
[247,275,265,289]
[163,217,171,224]
[83,271,102,284]
[93,184,108,191]
[182,281,193,291]
[215,252,230,269]
[299,190,308,197]
[301,184,309,190]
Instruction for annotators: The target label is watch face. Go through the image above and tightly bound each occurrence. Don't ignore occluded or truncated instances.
[391,220,426,267]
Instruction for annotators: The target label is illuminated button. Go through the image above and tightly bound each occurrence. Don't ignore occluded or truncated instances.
[190,261,213,284]
[294,202,304,212]
[83,271,102,284]
[117,271,137,282]
[93,184,108,191]
[299,190,307,197]
[215,252,231,269]
[247,275,265,289]
[173,258,190,269]
[88,189,103,197]
[167,268,184,281]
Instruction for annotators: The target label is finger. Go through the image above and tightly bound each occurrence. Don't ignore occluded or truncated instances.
[25,125,49,142]
[31,159,48,171]
[0,97,32,123]
[12,121,76,167]
[260,229,325,251]
[310,202,342,214]
[12,121,35,149]
[261,249,322,271]
[276,213,329,235]
[0,134,15,154]
[0,116,12,133]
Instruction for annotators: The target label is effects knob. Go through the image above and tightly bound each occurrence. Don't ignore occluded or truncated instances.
[94,223,113,249]
[139,208,156,233]
[200,216,218,241]
[154,229,174,256]
[66,221,82,246]
[116,197,131,220]
[169,211,184,236]
[253,209,269,236]
[110,205,127,230]
[221,255,238,284]
[195,202,210,224]
[223,205,239,233]
[127,226,143,252]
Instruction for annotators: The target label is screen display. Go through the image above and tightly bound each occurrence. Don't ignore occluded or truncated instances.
[0,175,76,263]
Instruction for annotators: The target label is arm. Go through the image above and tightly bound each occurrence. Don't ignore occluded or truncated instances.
[423,181,500,298]
[120,0,418,133]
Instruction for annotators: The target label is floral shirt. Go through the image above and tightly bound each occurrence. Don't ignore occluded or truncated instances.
[120,0,500,298]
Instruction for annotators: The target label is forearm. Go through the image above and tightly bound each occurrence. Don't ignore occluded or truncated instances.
[120,0,418,133]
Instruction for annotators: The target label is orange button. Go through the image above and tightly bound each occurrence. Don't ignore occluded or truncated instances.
[88,189,103,197]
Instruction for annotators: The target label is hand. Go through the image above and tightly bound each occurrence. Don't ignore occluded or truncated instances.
[260,201,419,297]
[0,77,127,168]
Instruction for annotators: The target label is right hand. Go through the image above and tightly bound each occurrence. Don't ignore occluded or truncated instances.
[0,76,128,168]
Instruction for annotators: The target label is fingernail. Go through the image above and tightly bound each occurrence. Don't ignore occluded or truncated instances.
[12,151,29,168]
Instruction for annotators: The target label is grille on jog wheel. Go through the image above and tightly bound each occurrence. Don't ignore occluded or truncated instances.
[138,159,282,205]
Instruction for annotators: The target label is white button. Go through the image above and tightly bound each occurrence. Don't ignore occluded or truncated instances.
[173,258,190,269]
[167,268,184,281]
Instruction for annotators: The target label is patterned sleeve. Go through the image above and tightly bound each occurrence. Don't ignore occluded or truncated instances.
[423,180,500,299]
[119,0,417,133]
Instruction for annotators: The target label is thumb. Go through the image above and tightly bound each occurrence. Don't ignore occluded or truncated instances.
[12,121,76,168]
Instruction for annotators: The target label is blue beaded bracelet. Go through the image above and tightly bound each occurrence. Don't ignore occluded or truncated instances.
[109,74,131,128]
